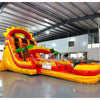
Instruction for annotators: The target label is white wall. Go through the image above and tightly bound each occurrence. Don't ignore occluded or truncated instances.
[0,45,4,50]
[88,29,100,61]
[37,34,88,53]
[75,35,88,52]
[0,45,4,60]
[88,48,99,61]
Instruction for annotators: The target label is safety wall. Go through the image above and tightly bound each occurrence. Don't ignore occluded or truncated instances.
[37,34,88,53]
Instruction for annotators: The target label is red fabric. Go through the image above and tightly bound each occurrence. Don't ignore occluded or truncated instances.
[51,58,54,60]
[74,70,98,76]
[58,64,65,71]
[51,66,58,71]
[31,60,36,69]
[29,49,51,54]
[36,68,41,74]
[8,29,32,39]
[66,64,74,72]
[36,65,42,68]
[80,61,84,64]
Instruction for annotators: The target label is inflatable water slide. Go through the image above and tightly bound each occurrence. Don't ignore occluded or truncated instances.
[0,26,100,84]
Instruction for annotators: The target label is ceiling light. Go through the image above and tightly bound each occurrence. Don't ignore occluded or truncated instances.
[52,43,56,47]
[70,38,75,41]
[44,19,49,22]
[98,10,100,13]
[46,31,49,34]
[32,27,36,30]
[0,80,2,87]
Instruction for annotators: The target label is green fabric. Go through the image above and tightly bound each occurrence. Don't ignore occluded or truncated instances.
[51,48,54,51]
[54,51,60,54]
[14,45,35,53]
[21,48,25,52]
[14,48,22,52]
[50,48,60,54]
[15,48,25,52]
[27,45,35,49]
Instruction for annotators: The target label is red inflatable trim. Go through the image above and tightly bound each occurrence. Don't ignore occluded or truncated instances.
[29,49,51,54]
[74,70,98,76]
[8,29,32,39]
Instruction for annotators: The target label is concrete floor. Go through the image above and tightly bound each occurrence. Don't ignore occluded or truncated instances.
[0,71,100,98]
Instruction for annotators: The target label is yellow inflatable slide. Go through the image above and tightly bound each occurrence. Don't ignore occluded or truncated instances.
[0,26,100,84]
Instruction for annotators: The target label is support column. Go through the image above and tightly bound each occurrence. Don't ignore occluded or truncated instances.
[99,28,100,62]
[98,18,100,62]
[61,54,64,60]
[58,54,60,60]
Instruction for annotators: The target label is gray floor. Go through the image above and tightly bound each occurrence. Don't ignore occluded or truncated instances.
[0,71,100,98]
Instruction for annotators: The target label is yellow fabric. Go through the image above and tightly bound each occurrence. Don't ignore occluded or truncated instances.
[74,64,99,71]
[2,43,37,75]
[15,33,26,38]
[41,69,99,84]
[0,61,8,71]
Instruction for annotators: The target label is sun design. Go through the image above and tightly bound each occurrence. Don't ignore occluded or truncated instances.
[3,26,34,40]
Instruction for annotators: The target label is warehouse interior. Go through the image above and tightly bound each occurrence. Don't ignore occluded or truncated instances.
[0,2,100,98]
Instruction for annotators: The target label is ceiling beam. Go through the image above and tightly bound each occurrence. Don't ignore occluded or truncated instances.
[44,2,71,19]
[34,13,100,36]
[64,24,82,32]
[16,2,58,23]
[68,23,87,31]
[37,29,98,43]
[70,2,97,28]
[0,2,8,14]
[35,28,98,43]
[3,11,48,27]
[45,2,96,31]
[35,30,69,40]
[6,6,54,26]
[25,2,62,21]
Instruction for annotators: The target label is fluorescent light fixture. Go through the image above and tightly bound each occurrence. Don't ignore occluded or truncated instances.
[46,31,49,34]
[44,19,49,22]
[32,27,36,30]
[0,80,2,87]
[27,27,36,32]
[70,37,75,41]
[98,10,100,13]
[52,43,56,47]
